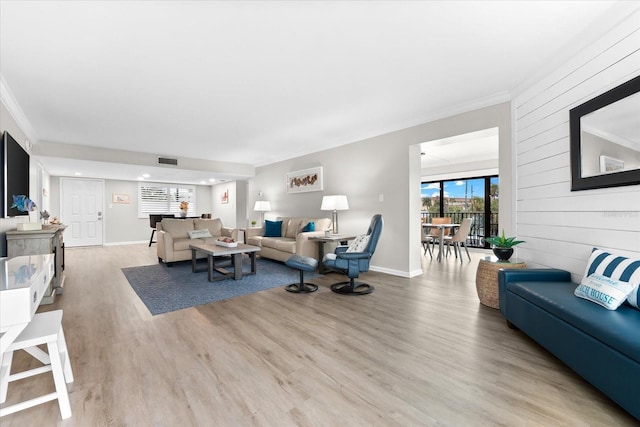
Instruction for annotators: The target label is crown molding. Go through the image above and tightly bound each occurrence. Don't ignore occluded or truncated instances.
[0,73,38,144]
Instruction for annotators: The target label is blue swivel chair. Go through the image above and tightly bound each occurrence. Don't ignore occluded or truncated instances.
[322,214,383,295]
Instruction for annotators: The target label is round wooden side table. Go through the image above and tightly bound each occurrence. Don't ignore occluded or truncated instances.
[475,256,526,309]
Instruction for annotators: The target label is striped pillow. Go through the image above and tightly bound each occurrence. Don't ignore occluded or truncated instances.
[583,248,640,310]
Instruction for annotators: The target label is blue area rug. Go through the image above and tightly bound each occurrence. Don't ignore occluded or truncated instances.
[122,257,318,315]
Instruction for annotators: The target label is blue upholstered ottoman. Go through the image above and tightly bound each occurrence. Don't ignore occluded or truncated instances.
[285,255,319,293]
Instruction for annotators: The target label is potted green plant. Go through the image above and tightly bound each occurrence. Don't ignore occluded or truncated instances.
[251,220,257,227]
[484,230,525,261]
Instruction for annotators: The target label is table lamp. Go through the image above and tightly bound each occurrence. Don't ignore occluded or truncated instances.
[321,195,349,234]
[254,200,271,225]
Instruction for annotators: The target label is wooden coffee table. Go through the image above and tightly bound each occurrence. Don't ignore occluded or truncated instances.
[189,243,261,282]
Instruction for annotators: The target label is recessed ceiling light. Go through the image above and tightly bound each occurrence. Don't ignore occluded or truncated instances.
[200,181,206,185]
[209,178,216,182]
[137,176,144,180]
[74,172,82,176]
[142,173,150,178]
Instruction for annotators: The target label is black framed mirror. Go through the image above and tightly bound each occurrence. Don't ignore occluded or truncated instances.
[570,75,640,191]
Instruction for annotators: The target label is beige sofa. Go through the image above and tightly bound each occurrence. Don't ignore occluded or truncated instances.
[157,218,238,264]
[244,217,332,263]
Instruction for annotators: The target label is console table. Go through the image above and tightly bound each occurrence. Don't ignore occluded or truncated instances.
[5,225,67,304]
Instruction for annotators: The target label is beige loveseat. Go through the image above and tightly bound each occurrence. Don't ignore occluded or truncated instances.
[157,218,238,264]
[244,217,332,263]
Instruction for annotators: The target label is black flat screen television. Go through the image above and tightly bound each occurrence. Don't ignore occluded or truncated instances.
[1,131,31,217]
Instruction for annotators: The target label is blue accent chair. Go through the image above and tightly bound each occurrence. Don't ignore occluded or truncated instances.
[322,214,383,295]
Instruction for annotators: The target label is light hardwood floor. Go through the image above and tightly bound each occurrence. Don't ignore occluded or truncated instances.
[1,244,636,426]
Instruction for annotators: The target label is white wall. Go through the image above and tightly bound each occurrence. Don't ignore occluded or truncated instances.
[211,181,247,228]
[49,176,213,245]
[248,102,511,277]
[513,8,640,280]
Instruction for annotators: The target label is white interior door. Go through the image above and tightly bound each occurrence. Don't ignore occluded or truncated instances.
[61,178,104,247]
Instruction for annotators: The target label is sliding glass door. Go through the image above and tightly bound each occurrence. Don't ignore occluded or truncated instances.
[421,175,498,248]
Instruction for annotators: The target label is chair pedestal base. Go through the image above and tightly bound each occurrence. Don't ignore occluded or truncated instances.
[285,282,318,293]
[330,279,374,295]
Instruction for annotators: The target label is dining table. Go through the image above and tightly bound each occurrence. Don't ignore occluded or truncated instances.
[422,223,460,261]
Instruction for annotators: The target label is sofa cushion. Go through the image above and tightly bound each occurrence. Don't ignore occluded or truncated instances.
[173,238,195,251]
[161,219,194,239]
[285,218,304,238]
[194,218,222,236]
[262,237,296,254]
[265,220,283,237]
[507,280,640,364]
[583,248,640,310]
[574,274,635,310]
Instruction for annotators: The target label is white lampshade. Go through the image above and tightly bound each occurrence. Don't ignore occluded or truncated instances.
[320,195,349,234]
[254,200,271,225]
[254,201,271,212]
[320,195,349,211]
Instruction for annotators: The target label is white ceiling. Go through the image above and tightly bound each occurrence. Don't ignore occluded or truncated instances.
[0,1,624,184]
[421,127,498,170]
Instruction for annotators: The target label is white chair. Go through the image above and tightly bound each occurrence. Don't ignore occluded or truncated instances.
[421,225,433,258]
[444,218,473,263]
[0,310,74,419]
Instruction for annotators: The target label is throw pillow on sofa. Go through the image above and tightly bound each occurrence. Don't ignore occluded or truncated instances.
[264,220,283,237]
[574,274,635,310]
[187,229,213,239]
[582,248,640,310]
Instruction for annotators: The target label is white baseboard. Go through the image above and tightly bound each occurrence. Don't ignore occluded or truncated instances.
[103,240,148,247]
[370,265,420,278]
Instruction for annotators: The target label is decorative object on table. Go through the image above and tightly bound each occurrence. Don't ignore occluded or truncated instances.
[12,195,42,230]
[484,230,525,261]
[251,220,257,227]
[179,200,189,217]
[49,216,61,225]
[40,209,50,224]
[11,195,36,212]
[286,166,323,193]
[215,237,238,247]
[323,214,383,295]
[253,200,271,224]
[320,195,349,234]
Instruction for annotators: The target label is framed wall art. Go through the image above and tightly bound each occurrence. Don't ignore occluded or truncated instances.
[112,193,130,204]
[599,155,624,174]
[286,166,323,193]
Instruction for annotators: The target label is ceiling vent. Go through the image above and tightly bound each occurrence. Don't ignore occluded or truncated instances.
[158,157,178,166]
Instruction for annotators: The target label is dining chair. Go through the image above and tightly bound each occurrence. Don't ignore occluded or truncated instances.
[444,218,473,262]
[428,217,451,257]
[421,225,433,258]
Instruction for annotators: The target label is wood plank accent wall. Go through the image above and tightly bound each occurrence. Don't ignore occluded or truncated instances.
[513,10,640,280]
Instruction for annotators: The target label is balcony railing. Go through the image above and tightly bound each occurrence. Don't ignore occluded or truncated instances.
[421,211,498,248]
